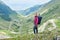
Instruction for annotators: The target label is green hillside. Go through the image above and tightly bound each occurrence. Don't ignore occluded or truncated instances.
[17,0,60,34]
[13,0,60,40]
[0,0,60,40]
[0,0,19,32]
[0,0,60,34]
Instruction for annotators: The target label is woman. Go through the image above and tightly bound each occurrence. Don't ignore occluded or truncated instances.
[33,13,38,34]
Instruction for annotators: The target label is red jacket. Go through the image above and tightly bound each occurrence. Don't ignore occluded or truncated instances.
[34,16,38,26]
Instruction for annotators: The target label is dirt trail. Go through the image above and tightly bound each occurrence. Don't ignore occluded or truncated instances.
[38,19,57,32]
[0,32,11,39]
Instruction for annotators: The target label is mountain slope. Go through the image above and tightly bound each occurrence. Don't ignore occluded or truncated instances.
[0,1,19,31]
[18,5,42,16]
[0,0,60,33]
[0,1,18,21]
[19,0,60,34]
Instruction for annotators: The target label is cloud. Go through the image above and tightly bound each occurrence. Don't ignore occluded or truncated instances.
[1,0,51,10]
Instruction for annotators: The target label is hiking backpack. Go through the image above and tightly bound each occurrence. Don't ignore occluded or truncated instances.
[38,16,42,24]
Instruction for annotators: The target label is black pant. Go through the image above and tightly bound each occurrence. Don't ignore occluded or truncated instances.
[33,25,38,34]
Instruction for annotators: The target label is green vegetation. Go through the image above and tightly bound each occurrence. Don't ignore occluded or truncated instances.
[0,30,57,40]
[55,19,60,28]
[0,0,60,40]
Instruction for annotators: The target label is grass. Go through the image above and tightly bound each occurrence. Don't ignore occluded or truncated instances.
[0,30,18,37]
[0,0,60,40]
[0,30,57,40]
[0,18,60,40]
[55,19,60,28]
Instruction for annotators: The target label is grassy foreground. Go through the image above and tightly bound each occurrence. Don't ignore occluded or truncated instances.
[1,29,60,40]
[0,19,60,40]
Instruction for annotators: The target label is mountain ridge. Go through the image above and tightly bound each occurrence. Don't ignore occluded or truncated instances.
[17,5,42,16]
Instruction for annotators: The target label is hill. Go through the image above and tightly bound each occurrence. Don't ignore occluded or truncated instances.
[17,5,42,16]
[0,0,60,40]
[19,0,60,34]
[0,0,60,35]
[0,0,19,32]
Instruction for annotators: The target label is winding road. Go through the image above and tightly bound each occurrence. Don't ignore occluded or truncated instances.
[38,19,57,32]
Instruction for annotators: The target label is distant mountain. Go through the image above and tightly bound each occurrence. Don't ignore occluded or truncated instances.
[17,5,42,16]
[26,0,60,24]
[0,1,18,21]
[0,0,60,33]
[0,1,19,31]
[19,0,60,33]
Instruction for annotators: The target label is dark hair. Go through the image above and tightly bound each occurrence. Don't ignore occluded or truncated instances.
[35,16,37,17]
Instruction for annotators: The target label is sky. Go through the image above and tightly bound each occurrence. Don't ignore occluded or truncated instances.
[1,0,51,10]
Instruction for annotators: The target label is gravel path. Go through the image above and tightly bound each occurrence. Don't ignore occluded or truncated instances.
[38,19,57,32]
